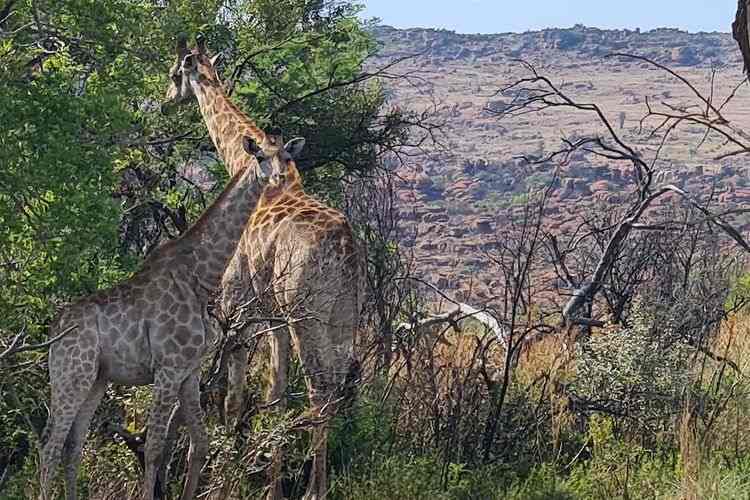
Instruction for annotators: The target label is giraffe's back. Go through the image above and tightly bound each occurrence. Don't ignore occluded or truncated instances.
[49,263,212,386]
[242,190,361,319]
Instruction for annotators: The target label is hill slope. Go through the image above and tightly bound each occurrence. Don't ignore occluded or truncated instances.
[371,25,750,301]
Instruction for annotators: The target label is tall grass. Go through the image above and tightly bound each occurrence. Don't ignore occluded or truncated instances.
[326,311,750,500]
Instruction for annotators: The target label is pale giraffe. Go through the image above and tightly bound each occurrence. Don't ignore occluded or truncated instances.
[164,35,361,500]
[39,51,286,499]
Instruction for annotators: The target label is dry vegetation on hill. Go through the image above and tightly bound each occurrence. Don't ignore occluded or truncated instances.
[372,25,750,303]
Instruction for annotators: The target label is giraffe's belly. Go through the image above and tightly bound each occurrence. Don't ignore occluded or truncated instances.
[98,318,154,386]
[103,361,154,386]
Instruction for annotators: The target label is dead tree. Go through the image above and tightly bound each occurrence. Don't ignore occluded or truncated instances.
[344,162,416,373]
[479,179,559,461]
[489,60,750,336]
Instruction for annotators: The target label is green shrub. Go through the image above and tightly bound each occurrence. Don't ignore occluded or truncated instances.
[573,302,693,435]
[331,454,514,500]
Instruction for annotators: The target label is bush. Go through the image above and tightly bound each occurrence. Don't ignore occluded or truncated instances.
[331,453,516,500]
[573,301,693,435]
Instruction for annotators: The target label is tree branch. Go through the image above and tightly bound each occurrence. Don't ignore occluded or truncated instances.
[0,324,77,362]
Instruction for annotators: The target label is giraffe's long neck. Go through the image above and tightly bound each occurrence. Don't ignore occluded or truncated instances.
[192,81,304,192]
[162,166,264,288]
[193,83,267,177]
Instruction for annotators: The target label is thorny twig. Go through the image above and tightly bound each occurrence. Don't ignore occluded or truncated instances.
[0,324,77,363]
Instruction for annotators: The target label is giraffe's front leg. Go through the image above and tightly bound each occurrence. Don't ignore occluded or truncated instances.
[177,373,208,500]
[142,370,180,500]
[224,336,250,429]
[266,323,290,500]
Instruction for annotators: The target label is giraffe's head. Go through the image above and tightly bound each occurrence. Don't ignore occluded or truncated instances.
[164,34,223,109]
[243,132,306,186]
[162,34,303,185]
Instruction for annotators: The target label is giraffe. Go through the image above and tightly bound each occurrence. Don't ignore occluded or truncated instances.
[164,35,361,500]
[39,51,287,499]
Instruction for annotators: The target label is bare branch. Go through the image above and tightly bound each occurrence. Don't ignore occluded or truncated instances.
[395,301,508,348]
[606,53,727,123]
[0,324,77,362]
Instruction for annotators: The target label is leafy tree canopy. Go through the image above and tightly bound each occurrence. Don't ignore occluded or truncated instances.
[0,0,398,338]
[0,2,418,488]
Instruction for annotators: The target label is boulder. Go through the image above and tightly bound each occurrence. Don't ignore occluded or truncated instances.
[422,212,450,224]
[474,217,494,234]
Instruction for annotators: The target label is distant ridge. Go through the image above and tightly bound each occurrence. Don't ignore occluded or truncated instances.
[372,23,731,36]
[371,24,739,67]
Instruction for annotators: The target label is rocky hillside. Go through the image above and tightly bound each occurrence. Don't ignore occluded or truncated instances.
[370,25,750,301]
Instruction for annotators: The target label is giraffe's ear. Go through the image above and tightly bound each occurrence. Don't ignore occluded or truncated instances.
[210,52,224,68]
[181,53,197,71]
[284,137,305,159]
[175,33,188,58]
[242,135,262,157]
[196,33,207,54]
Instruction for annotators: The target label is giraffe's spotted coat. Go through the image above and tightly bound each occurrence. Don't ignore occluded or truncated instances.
[163,38,363,500]
[40,162,271,500]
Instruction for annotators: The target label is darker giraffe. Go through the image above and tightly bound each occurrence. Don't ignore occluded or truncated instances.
[39,49,286,498]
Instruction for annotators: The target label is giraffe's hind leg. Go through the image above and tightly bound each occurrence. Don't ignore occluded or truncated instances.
[40,332,100,500]
[293,284,357,500]
[158,403,183,494]
[177,374,208,500]
[142,369,181,500]
[62,379,107,500]
[289,316,354,500]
